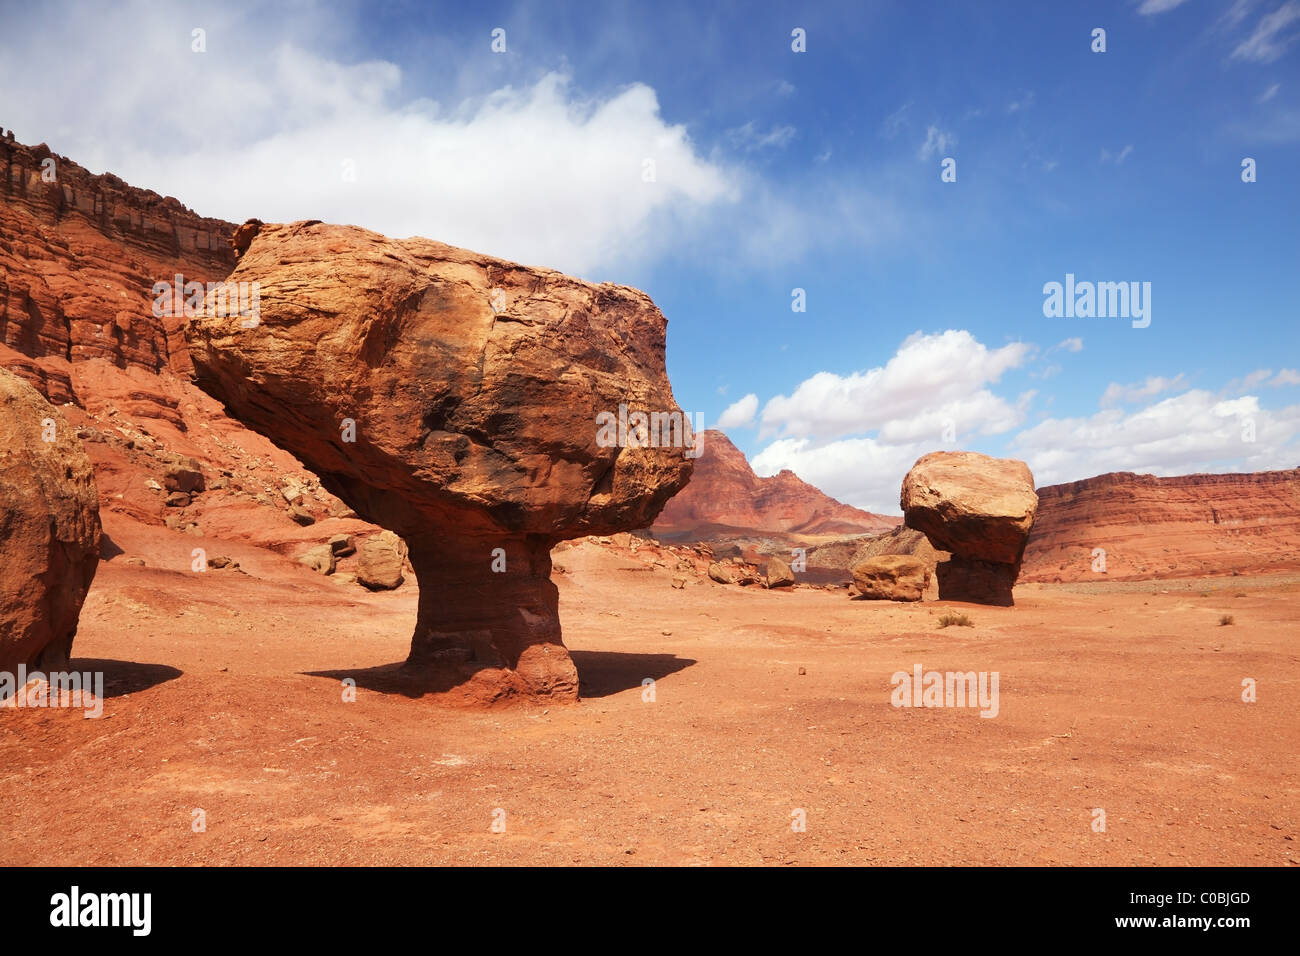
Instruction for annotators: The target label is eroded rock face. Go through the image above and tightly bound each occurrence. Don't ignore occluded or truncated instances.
[0,368,102,677]
[900,451,1037,605]
[186,221,694,701]
[850,554,930,602]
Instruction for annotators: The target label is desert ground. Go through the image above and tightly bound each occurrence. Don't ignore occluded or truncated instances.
[2,515,1295,867]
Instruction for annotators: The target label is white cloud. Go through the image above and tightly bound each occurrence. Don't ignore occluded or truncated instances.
[881,101,913,138]
[918,125,956,160]
[1272,368,1300,386]
[1137,0,1191,15]
[753,437,931,515]
[1056,337,1084,353]
[1232,0,1300,62]
[759,330,1031,440]
[1260,82,1282,102]
[0,3,749,279]
[1013,390,1300,486]
[1100,374,1188,407]
[726,122,797,151]
[715,393,759,429]
[1007,91,1035,113]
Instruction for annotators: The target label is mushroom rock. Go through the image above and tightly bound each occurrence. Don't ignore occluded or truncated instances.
[0,367,102,679]
[185,221,695,702]
[900,451,1038,606]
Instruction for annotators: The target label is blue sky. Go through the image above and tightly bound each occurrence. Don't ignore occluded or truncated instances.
[2,0,1296,512]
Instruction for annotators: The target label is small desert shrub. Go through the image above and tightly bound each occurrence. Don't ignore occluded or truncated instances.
[937,612,973,628]
[1218,614,1234,626]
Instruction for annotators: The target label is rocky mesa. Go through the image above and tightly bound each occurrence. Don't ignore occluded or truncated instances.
[1021,468,1300,582]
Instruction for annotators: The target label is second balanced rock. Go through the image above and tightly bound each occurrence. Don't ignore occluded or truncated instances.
[900,451,1038,606]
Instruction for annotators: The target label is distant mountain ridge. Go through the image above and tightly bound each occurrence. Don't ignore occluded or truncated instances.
[653,429,899,537]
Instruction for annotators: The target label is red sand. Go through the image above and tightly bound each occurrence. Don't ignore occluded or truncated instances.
[2,525,1296,866]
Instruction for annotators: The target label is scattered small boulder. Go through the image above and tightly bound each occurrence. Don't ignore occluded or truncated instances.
[163,457,205,494]
[165,491,191,507]
[207,555,236,570]
[851,554,931,602]
[289,505,315,526]
[708,561,737,584]
[765,555,795,589]
[357,531,406,590]
[328,533,356,557]
[299,544,336,575]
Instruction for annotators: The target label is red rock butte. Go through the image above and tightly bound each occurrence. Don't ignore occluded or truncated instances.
[185,220,694,702]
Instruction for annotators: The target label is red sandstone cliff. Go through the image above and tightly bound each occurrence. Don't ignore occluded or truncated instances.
[1022,469,1300,581]
[653,429,898,537]
[0,133,373,557]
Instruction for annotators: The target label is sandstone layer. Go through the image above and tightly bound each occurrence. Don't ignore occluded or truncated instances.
[1,133,366,587]
[1022,469,1300,582]
[186,221,694,701]
[901,451,1037,605]
[0,367,101,676]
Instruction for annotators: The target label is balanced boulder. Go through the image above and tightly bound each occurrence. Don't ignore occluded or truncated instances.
[186,221,694,701]
[0,369,102,677]
[900,451,1037,605]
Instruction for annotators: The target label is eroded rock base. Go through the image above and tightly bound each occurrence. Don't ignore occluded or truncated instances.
[403,532,578,702]
[936,556,1019,607]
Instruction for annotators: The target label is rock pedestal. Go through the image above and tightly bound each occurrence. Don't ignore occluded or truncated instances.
[0,368,102,678]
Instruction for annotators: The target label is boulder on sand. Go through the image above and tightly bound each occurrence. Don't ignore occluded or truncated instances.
[850,554,930,602]
[900,451,1038,605]
[765,555,795,588]
[357,531,406,590]
[0,369,102,678]
[186,221,695,701]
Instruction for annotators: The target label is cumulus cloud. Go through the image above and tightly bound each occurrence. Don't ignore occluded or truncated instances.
[715,393,759,429]
[1013,390,1300,486]
[0,2,742,279]
[759,330,1031,440]
[752,437,932,515]
[746,330,1033,512]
